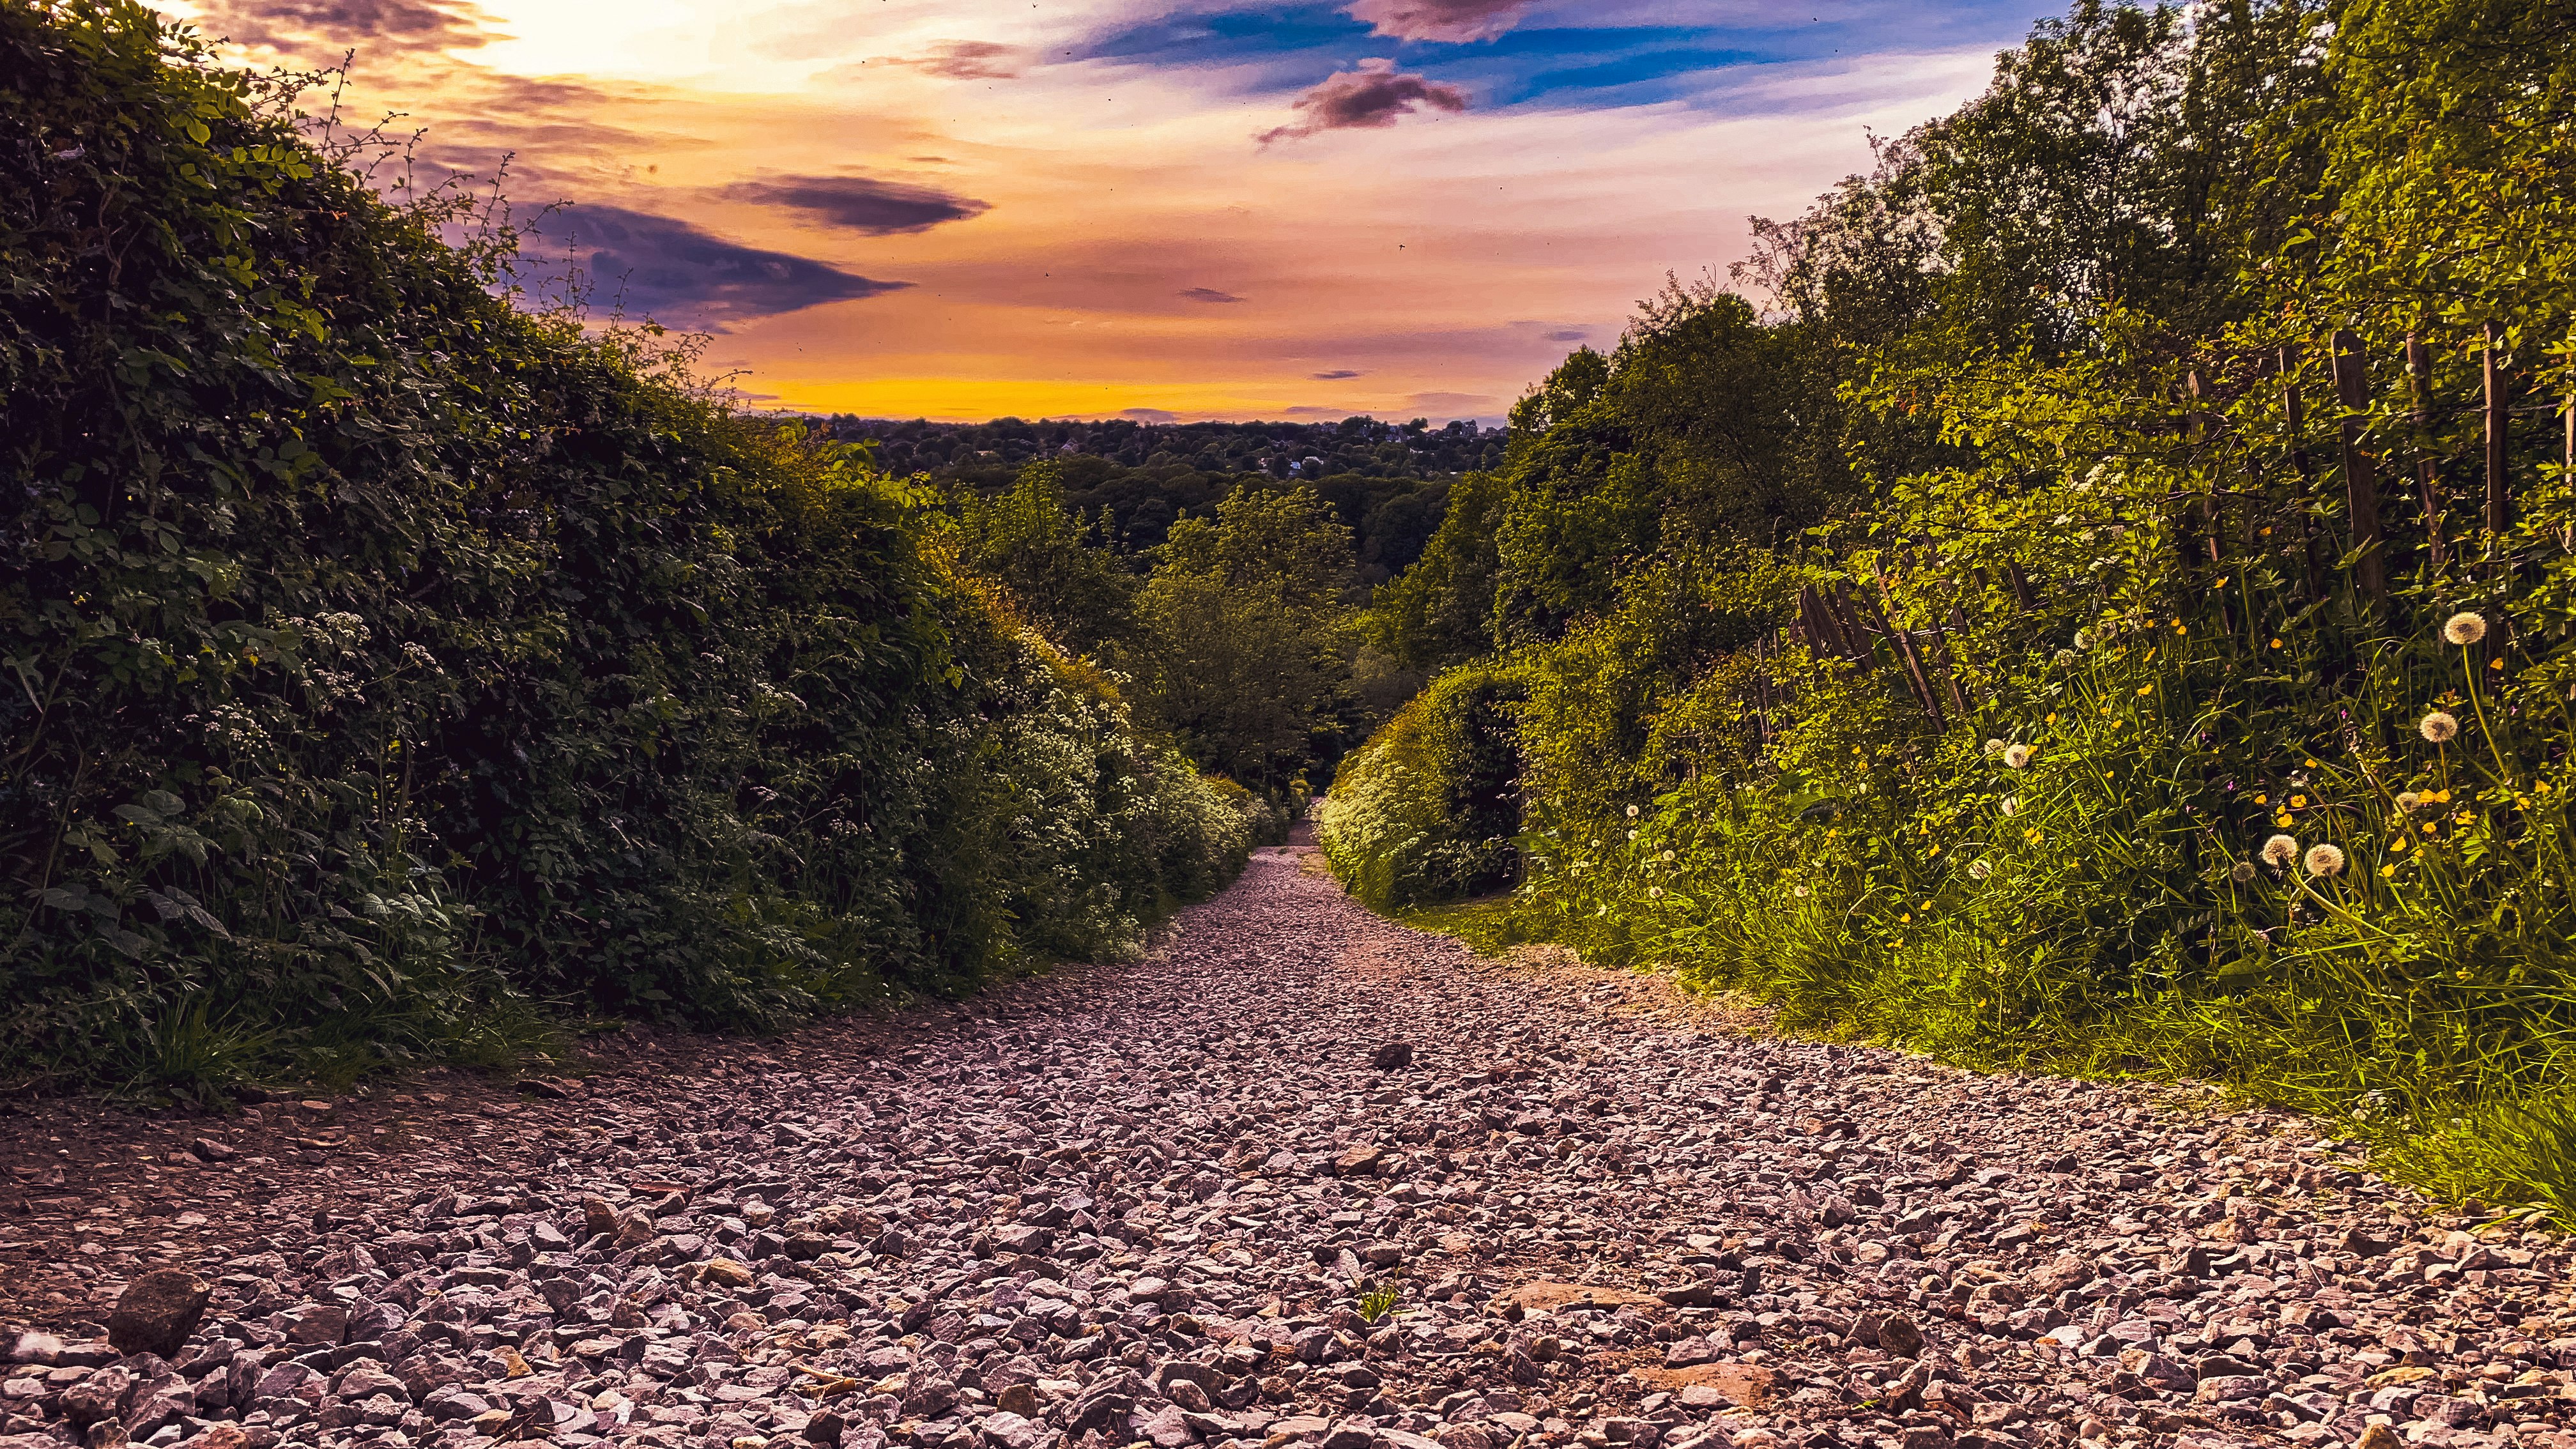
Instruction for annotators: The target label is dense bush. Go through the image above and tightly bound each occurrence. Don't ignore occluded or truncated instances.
[1315,662,1525,910]
[0,1,1264,1093]
[1326,0,2576,1214]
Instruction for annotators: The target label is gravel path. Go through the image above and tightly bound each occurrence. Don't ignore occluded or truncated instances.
[6,843,2575,1449]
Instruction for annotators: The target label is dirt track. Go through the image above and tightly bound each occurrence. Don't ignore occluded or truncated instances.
[4,841,2572,1449]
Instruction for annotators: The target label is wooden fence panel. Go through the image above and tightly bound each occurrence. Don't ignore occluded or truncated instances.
[2332,330,2388,598]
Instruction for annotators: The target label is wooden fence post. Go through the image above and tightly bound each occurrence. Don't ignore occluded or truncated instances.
[1867,565,1945,729]
[1828,583,1871,661]
[1808,585,1857,659]
[2332,330,2388,598]
[1753,636,1772,744]
[2281,344,2327,599]
[1931,625,1971,719]
[2187,371,2225,568]
[2407,332,2446,571]
[2485,322,2509,538]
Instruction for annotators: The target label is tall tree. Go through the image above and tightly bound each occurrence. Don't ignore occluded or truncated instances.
[948,464,1134,656]
[1126,486,1358,790]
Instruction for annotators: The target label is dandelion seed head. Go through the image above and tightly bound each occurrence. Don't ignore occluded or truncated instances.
[1984,738,2006,757]
[2073,630,2094,650]
[2304,843,2346,877]
[2421,710,2460,744]
[2052,649,2077,669]
[2397,790,2422,811]
[2444,611,2488,646]
[1625,804,1639,818]
[1647,885,1663,899]
[2000,795,2020,816]
[2003,743,2035,769]
[1968,859,1992,880]
[1659,848,1675,862]
[2261,833,2299,867]
[2230,861,2257,883]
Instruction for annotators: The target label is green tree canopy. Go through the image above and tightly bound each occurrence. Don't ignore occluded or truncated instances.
[949,463,1135,656]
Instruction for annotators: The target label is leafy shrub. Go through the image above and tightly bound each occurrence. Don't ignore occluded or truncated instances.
[1317,662,1526,910]
[1322,0,2576,1214]
[0,1,1255,1089]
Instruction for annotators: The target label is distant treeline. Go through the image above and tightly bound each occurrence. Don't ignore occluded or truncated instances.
[822,414,1503,483]
[820,415,1494,579]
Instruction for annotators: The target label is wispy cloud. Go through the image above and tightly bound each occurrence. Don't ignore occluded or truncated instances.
[1179,287,1245,303]
[1311,369,1365,379]
[1346,0,1533,43]
[1544,328,1586,341]
[1257,59,1470,146]
[862,38,1031,80]
[1407,390,1498,414]
[723,176,989,234]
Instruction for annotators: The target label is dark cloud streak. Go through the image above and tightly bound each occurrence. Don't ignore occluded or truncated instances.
[1257,59,1469,146]
[724,176,990,236]
[518,204,908,330]
[1180,287,1245,303]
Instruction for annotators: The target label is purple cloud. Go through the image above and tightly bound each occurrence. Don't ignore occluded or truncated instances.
[1257,59,1470,146]
[194,0,496,55]
[517,204,908,330]
[1311,369,1365,379]
[1344,0,1533,43]
[724,176,989,235]
[1545,328,1588,342]
[1180,288,1245,303]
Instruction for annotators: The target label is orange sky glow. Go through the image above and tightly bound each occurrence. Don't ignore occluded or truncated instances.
[157,0,2056,424]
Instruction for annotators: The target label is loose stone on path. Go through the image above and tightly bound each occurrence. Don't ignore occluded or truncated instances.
[3,839,2573,1449]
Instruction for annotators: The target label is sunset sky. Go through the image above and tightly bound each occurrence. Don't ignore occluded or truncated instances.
[158,0,2062,424]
